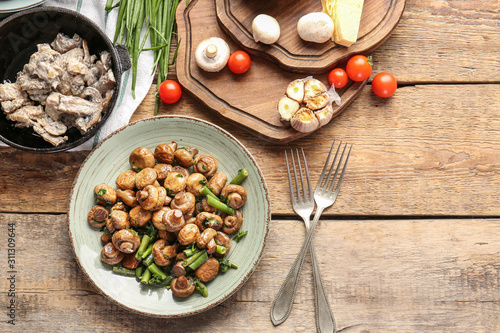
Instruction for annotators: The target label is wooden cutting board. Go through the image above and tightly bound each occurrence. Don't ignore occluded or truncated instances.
[215,0,407,73]
[175,0,403,143]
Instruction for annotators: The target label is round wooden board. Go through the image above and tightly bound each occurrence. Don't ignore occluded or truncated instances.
[215,0,407,74]
[176,0,367,143]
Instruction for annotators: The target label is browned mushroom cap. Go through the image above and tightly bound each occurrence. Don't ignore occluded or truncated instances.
[112,229,141,254]
[195,198,218,215]
[195,257,220,282]
[172,165,190,178]
[162,209,186,233]
[154,142,177,164]
[101,232,112,244]
[115,170,137,190]
[152,206,171,230]
[100,242,124,265]
[116,189,138,207]
[196,227,217,249]
[136,185,159,210]
[152,239,178,266]
[193,154,218,177]
[170,191,196,218]
[214,231,231,257]
[94,184,117,206]
[135,168,157,190]
[158,229,176,243]
[172,261,186,277]
[177,223,200,245]
[185,173,207,197]
[129,147,155,172]
[195,212,223,231]
[186,216,197,225]
[110,210,130,230]
[207,172,227,196]
[129,206,152,227]
[122,253,140,269]
[220,184,247,209]
[154,187,167,210]
[111,202,127,212]
[105,217,115,234]
[206,238,217,254]
[153,163,173,182]
[164,172,187,196]
[171,275,195,298]
[221,210,243,235]
[174,147,199,167]
[88,205,109,228]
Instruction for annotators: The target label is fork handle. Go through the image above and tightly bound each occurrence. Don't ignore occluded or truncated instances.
[270,207,326,326]
[311,242,336,332]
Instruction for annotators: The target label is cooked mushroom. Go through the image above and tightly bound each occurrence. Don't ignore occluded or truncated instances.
[186,216,197,225]
[207,172,227,196]
[195,212,223,231]
[135,167,157,190]
[111,202,127,212]
[115,170,137,190]
[185,173,207,197]
[164,171,187,196]
[172,165,190,178]
[154,163,173,182]
[101,232,112,244]
[220,184,247,209]
[171,275,196,298]
[195,37,230,72]
[136,185,160,210]
[129,206,152,227]
[122,253,140,269]
[129,147,155,172]
[196,227,217,249]
[116,189,138,207]
[110,209,130,230]
[152,206,171,230]
[170,191,196,218]
[290,107,320,133]
[172,261,187,277]
[158,229,176,243]
[252,14,280,44]
[177,223,200,245]
[152,239,177,266]
[100,242,124,265]
[214,231,231,257]
[193,154,218,177]
[195,197,218,215]
[221,210,243,235]
[154,142,177,164]
[195,257,220,282]
[162,209,186,232]
[88,205,108,228]
[174,147,198,168]
[105,217,115,234]
[112,229,140,254]
[94,184,117,206]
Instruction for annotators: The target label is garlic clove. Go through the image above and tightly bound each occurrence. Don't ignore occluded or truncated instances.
[277,95,300,122]
[290,107,320,133]
[306,92,329,110]
[252,14,281,45]
[286,79,305,103]
[314,105,333,127]
[304,78,327,101]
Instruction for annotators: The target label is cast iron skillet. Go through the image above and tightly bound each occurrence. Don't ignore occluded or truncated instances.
[0,6,131,153]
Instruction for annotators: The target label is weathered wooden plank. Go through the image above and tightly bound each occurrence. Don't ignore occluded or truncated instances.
[1,214,499,332]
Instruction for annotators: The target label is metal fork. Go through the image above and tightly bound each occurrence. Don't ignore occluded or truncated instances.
[271,141,352,332]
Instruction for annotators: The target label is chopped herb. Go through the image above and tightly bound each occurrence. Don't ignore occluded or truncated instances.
[165,188,174,196]
[233,230,248,242]
[96,188,107,196]
[202,164,207,170]
[101,226,111,235]
[199,178,207,186]
[176,174,184,178]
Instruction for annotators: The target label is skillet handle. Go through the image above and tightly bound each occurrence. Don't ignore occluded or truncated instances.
[114,44,131,72]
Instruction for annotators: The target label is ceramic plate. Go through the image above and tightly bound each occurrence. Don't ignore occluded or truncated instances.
[0,0,46,13]
[67,116,271,317]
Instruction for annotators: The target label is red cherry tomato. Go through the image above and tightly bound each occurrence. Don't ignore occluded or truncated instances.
[328,68,349,89]
[372,72,397,98]
[228,51,251,74]
[158,80,182,104]
[346,55,372,82]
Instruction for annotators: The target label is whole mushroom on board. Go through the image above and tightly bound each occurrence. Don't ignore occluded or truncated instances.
[297,12,334,43]
[252,14,280,44]
[195,37,230,72]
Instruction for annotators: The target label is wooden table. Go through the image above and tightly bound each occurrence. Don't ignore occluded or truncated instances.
[1,0,500,331]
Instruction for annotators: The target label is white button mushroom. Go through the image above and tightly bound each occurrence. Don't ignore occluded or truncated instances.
[195,37,230,72]
[297,12,334,44]
[252,14,280,45]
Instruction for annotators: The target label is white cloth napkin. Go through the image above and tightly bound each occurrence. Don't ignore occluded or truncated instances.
[2,0,154,150]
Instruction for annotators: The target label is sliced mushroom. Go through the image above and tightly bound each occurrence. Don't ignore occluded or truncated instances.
[221,210,243,235]
[207,173,227,196]
[112,229,140,254]
[195,37,230,72]
[152,239,177,266]
[135,167,157,190]
[154,142,177,164]
[94,184,117,206]
[170,191,196,218]
[100,242,124,265]
[185,173,207,197]
[110,209,130,230]
[290,107,320,133]
[195,212,223,232]
[129,147,155,172]
[129,206,152,228]
[195,257,220,282]
[88,205,108,228]
[164,171,187,196]
[193,154,218,177]
[174,147,198,168]
[115,170,137,190]
[162,209,186,233]
[116,189,138,207]
[220,185,248,209]
[177,223,200,246]
[171,275,196,298]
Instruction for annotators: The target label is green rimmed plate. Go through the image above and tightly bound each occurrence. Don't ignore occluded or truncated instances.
[67,115,271,317]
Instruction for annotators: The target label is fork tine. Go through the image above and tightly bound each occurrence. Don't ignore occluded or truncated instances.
[290,149,302,200]
[316,140,336,190]
[285,151,295,202]
[295,148,307,200]
[332,143,352,195]
[324,141,343,190]
[300,148,313,199]
[327,143,348,192]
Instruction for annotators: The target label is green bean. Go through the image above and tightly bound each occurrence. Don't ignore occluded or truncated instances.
[140,267,152,285]
[207,195,235,216]
[230,168,249,185]
[182,250,206,267]
[200,186,219,201]
[112,266,136,277]
[135,234,151,259]
[141,243,154,260]
[188,251,208,271]
[143,252,154,267]
[135,266,144,280]
[148,263,167,280]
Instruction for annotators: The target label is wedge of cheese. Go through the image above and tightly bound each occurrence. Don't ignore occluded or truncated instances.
[333,0,364,47]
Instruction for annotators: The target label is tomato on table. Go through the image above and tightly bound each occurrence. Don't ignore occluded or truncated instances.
[228,51,251,74]
[372,72,397,98]
[346,55,372,82]
[328,68,349,89]
[158,80,182,104]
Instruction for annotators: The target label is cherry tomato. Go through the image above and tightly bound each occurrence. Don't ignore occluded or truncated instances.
[158,80,182,104]
[372,72,397,98]
[228,51,251,74]
[346,55,372,82]
[328,68,349,89]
